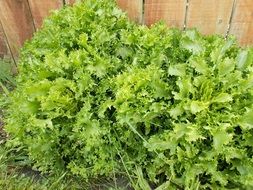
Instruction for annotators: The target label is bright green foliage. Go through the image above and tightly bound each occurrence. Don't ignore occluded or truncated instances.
[4,0,253,189]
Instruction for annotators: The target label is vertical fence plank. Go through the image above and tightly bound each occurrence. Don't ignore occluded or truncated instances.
[229,0,253,46]
[187,0,234,36]
[28,0,63,29]
[0,0,35,61]
[144,0,186,28]
[117,0,143,24]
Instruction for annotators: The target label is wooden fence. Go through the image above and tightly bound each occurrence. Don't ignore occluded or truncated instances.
[0,0,253,66]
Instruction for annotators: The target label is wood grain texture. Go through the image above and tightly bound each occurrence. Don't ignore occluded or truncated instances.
[0,0,35,60]
[117,0,143,24]
[187,0,234,36]
[28,0,63,29]
[144,0,186,28]
[229,0,253,46]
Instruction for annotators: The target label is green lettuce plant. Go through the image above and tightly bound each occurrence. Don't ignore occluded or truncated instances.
[4,0,253,189]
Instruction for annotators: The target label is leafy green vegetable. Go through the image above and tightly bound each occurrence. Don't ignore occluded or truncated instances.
[4,0,253,189]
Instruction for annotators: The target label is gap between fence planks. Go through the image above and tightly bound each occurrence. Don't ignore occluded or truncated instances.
[0,22,9,59]
[0,20,17,73]
[117,0,143,24]
[28,0,63,29]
